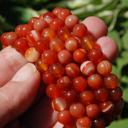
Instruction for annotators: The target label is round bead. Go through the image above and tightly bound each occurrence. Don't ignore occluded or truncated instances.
[25,47,40,62]
[76,117,92,128]
[73,76,87,92]
[50,38,64,52]
[1,32,17,46]
[63,90,77,103]
[57,110,73,124]
[80,90,94,105]
[73,23,87,38]
[110,87,122,101]
[65,37,78,51]
[42,71,56,84]
[73,48,87,63]
[70,103,85,118]
[50,18,64,31]
[57,76,72,90]
[14,38,29,54]
[87,74,103,90]
[94,88,109,102]
[92,118,105,128]
[97,60,112,76]
[58,50,72,64]
[80,61,95,76]
[15,24,31,37]
[99,101,114,113]
[43,12,56,24]
[104,74,119,89]
[36,38,49,53]
[52,97,67,112]
[48,63,65,78]
[58,8,71,20]
[41,50,57,66]
[46,84,60,99]
[65,15,79,28]
[86,104,100,119]
[65,63,80,78]
[34,19,48,31]
[42,28,56,40]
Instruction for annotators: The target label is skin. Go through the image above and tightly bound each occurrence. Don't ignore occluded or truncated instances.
[0,16,118,128]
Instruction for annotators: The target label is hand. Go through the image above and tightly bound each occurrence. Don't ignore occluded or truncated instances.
[0,16,118,128]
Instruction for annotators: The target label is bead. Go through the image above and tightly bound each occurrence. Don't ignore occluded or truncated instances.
[73,76,87,92]
[58,8,71,20]
[99,101,114,113]
[104,74,119,89]
[57,110,73,125]
[63,90,77,103]
[50,38,64,52]
[76,117,92,128]
[48,63,65,78]
[25,47,40,62]
[42,71,56,84]
[28,17,38,28]
[94,88,109,102]
[41,50,57,66]
[46,84,60,99]
[86,104,100,119]
[82,35,95,51]
[92,118,105,128]
[73,49,87,63]
[97,60,112,76]
[36,59,48,72]
[15,24,31,37]
[43,12,56,24]
[110,87,122,101]
[50,18,64,31]
[65,63,80,78]
[73,23,87,38]
[69,103,85,118]
[87,74,103,90]
[80,90,94,105]
[27,30,40,46]
[36,38,49,53]
[57,76,72,90]
[1,32,17,46]
[14,37,29,54]
[65,37,78,52]
[80,61,95,76]
[42,28,56,40]
[88,48,104,64]
[58,50,72,64]
[65,15,79,28]
[58,27,70,41]
[52,97,67,112]
[53,7,63,16]
[34,19,48,31]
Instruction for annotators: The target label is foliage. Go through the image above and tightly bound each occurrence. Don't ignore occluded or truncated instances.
[0,0,128,127]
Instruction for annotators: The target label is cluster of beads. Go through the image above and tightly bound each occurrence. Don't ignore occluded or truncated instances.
[0,8,123,128]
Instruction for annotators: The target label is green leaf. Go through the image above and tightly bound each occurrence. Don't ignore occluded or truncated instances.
[123,88,128,102]
[108,119,128,128]
[108,30,122,51]
[121,0,128,7]
[122,31,128,50]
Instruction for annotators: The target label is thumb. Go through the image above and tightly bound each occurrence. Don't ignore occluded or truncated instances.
[0,63,40,127]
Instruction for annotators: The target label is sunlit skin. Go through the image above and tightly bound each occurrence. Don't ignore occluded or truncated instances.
[0,7,121,128]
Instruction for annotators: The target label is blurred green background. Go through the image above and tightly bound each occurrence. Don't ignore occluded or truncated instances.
[0,0,128,127]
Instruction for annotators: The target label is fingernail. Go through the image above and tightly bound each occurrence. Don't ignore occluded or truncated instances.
[12,63,39,82]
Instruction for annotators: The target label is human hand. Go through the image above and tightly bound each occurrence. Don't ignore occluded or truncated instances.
[0,16,118,128]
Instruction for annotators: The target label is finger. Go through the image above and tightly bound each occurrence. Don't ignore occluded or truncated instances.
[82,16,108,39]
[22,97,58,128]
[0,63,40,127]
[0,46,27,87]
[96,36,118,61]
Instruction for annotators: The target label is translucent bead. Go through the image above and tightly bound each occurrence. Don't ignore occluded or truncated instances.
[80,61,95,76]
